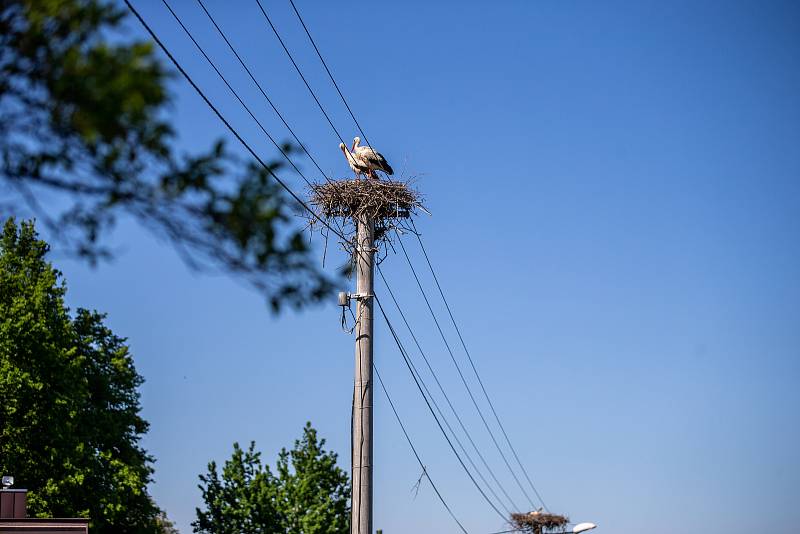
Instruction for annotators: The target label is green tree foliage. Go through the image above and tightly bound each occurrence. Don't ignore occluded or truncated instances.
[194,423,350,534]
[0,218,169,532]
[0,0,333,310]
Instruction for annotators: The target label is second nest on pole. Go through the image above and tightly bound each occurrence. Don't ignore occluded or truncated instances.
[510,512,570,534]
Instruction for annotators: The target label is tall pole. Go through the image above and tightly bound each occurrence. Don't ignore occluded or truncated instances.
[352,213,374,534]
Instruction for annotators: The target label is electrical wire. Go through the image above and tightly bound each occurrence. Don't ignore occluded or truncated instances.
[125,4,427,532]
[122,0,348,244]
[259,0,535,513]
[158,0,316,189]
[272,3,547,513]
[125,0,531,526]
[287,0,374,150]
[254,0,350,148]
[266,3,538,511]
[376,264,520,514]
[377,288,513,516]
[191,0,334,186]
[410,218,549,511]
[373,362,470,534]
[395,230,538,510]
[156,3,477,524]
[374,293,508,522]
[167,0,351,244]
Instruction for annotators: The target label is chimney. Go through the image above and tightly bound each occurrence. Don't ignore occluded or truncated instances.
[0,475,26,519]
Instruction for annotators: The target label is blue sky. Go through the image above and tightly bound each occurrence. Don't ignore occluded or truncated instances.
[47,1,800,532]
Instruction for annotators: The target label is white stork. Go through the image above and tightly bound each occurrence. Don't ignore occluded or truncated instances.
[351,136,393,179]
[339,142,369,178]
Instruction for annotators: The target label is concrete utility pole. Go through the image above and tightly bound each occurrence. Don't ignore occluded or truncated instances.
[312,171,419,534]
[351,213,375,534]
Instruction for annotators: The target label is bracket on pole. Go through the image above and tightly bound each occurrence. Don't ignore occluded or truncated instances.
[338,291,373,308]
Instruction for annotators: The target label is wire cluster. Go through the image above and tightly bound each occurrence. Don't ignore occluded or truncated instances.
[124,0,555,531]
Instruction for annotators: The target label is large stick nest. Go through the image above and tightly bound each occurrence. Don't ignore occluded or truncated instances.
[309,178,424,221]
[306,178,425,266]
[511,512,570,533]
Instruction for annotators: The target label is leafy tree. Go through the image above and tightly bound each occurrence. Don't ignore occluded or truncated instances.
[194,423,350,534]
[193,442,281,534]
[156,510,182,534]
[0,0,333,310]
[0,218,171,533]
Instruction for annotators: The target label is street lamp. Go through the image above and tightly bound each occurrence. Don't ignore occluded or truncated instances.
[572,523,597,533]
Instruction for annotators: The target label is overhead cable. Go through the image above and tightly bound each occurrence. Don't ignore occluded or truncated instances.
[410,218,549,511]
[159,0,316,189]
[276,3,545,511]
[125,0,342,242]
[254,0,349,147]
[396,231,538,510]
[124,3,497,527]
[374,363,470,534]
[287,0,374,149]
[191,0,335,186]
[374,293,508,522]
[377,264,520,514]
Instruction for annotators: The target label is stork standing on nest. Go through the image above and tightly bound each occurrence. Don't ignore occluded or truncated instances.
[339,142,369,179]
[339,137,393,180]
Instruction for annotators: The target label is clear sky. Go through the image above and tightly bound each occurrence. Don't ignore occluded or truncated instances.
[48,1,799,533]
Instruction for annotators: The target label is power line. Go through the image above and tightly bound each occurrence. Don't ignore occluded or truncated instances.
[122,0,346,245]
[276,7,550,511]
[243,7,516,512]
[159,0,349,277]
[190,0,335,187]
[278,3,546,511]
[374,293,508,523]
[376,264,520,514]
[373,362,470,534]
[156,0,311,191]
[274,3,539,513]
[175,0,348,283]
[146,0,349,254]
[395,230,538,510]
[254,0,350,148]
[398,342,513,516]
[410,218,549,511]
[377,276,513,516]
[279,5,548,509]
[287,0,374,150]
[125,0,531,525]
[125,3,459,530]
[163,0,488,518]
[377,278,524,531]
